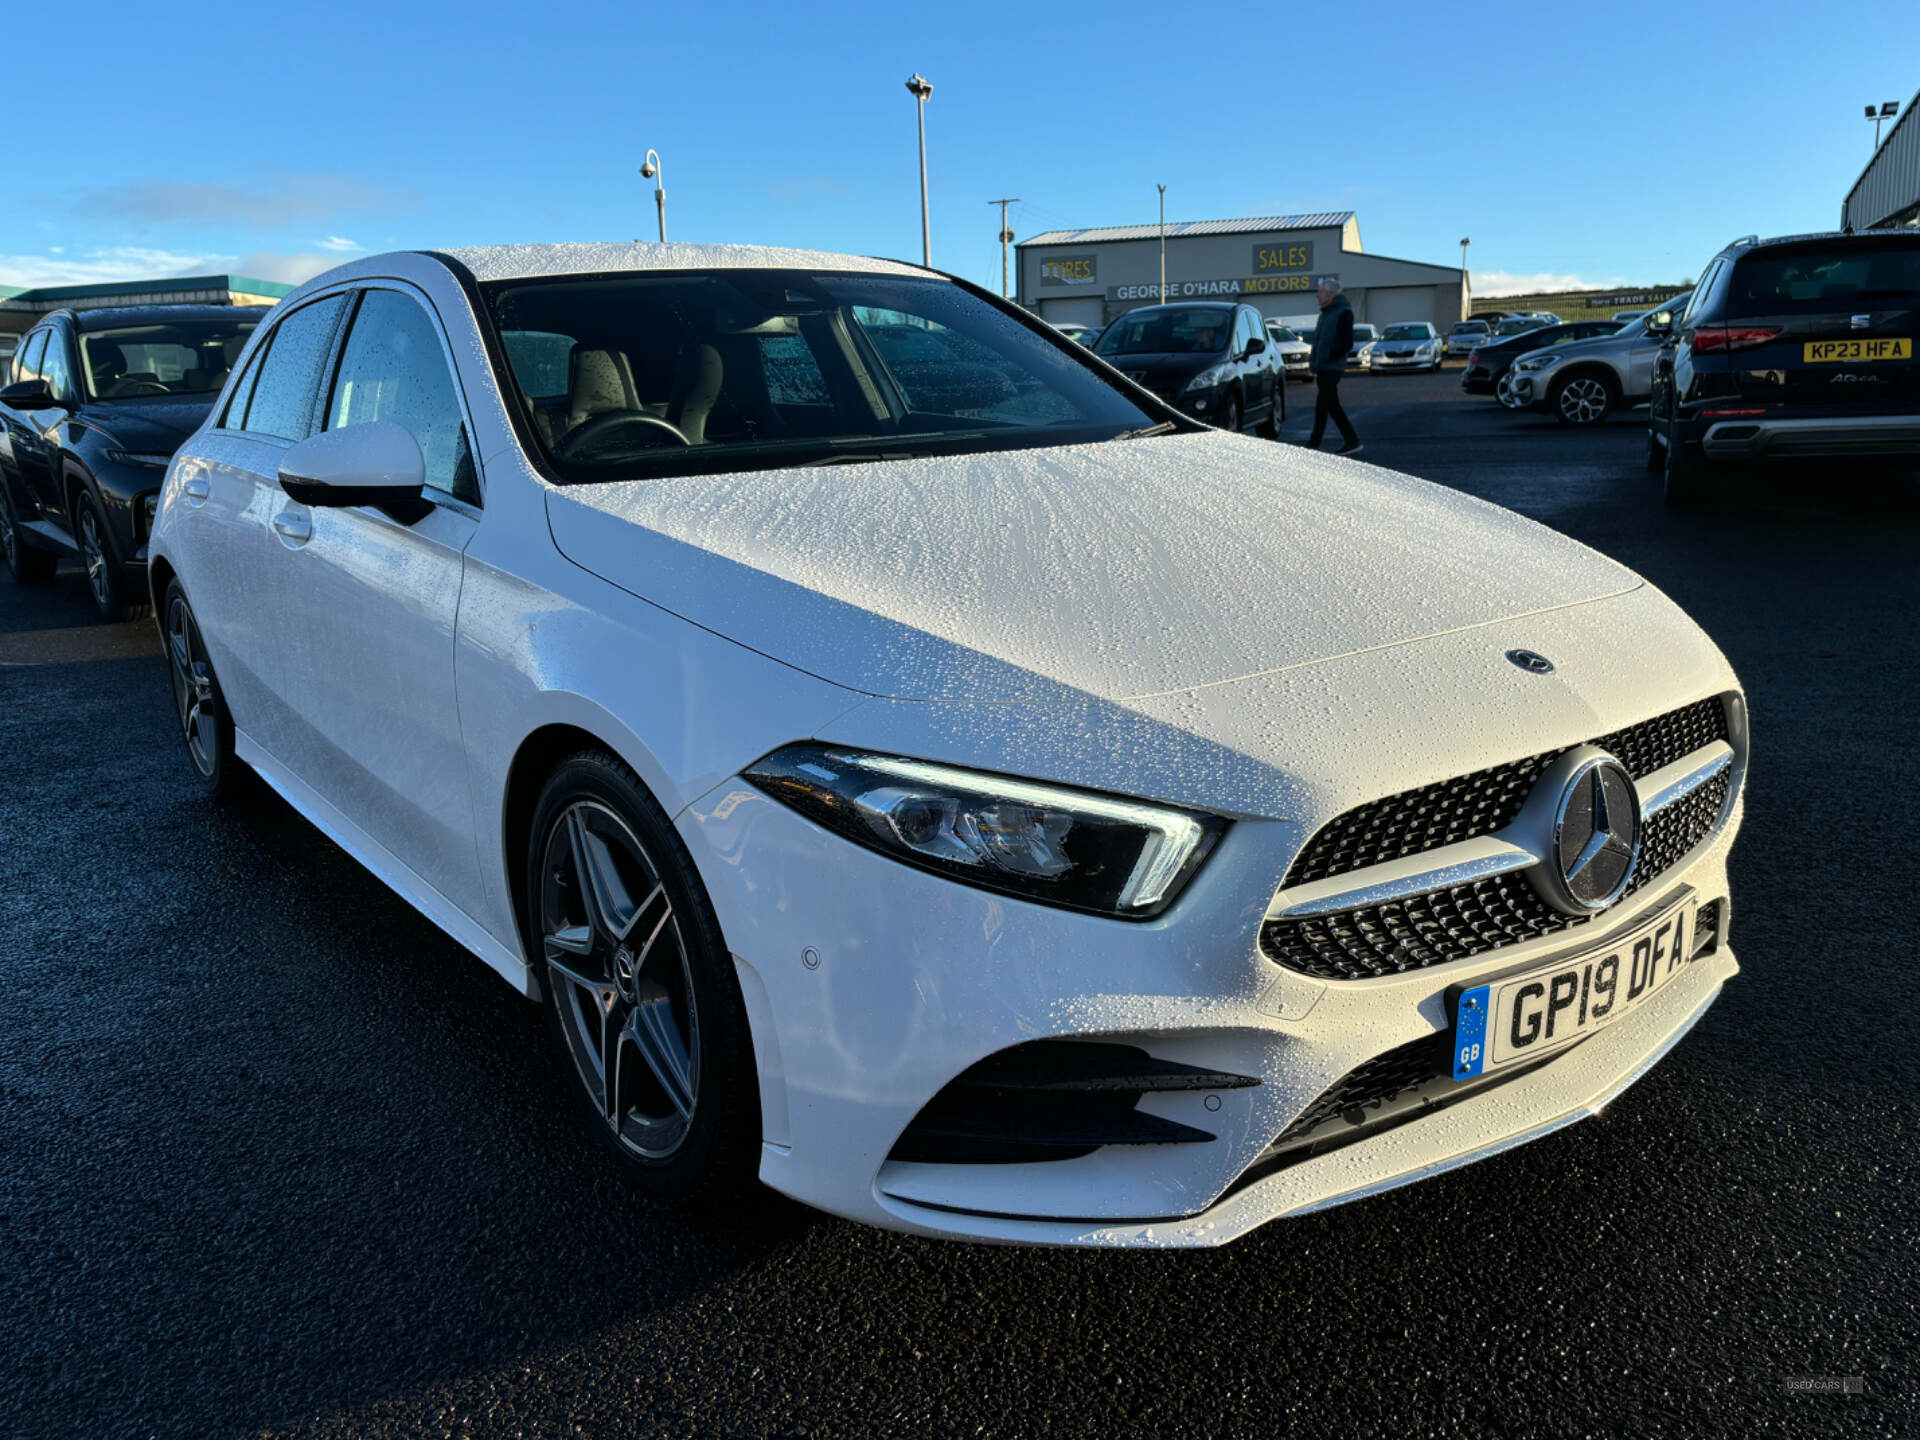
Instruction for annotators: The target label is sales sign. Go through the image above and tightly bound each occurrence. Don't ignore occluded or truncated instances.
[1251,241,1315,274]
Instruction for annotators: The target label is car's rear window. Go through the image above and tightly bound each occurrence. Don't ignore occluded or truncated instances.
[1727,240,1920,316]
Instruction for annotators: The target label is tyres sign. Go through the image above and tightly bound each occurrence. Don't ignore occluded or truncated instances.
[1039,255,1098,287]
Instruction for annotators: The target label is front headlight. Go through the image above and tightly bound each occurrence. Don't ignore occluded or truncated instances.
[744,744,1226,919]
[1514,354,1560,372]
[1183,364,1232,393]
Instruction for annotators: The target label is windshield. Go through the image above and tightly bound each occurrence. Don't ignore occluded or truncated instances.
[1451,322,1487,334]
[79,318,258,399]
[1352,325,1378,343]
[1381,325,1427,340]
[1494,319,1545,336]
[482,270,1159,483]
[1095,307,1234,356]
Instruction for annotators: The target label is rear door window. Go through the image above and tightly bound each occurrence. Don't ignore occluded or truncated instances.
[243,294,349,440]
[1727,242,1920,316]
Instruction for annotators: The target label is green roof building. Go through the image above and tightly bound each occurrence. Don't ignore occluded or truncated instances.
[0,273,294,346]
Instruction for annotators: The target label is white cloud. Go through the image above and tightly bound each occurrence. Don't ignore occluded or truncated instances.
[0,244,348,291]
[1473,269,1629,297]
[0,246,227,289]
[73,174,415,227]
[315,235,363,253]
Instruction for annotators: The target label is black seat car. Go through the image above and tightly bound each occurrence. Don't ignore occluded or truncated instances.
[1649,230,1920,504]
[0,304,264,618]
[1458,318,1623,396]
[1092,301,1283,435]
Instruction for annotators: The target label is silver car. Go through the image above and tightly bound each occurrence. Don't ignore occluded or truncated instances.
[1264,321,1312,381]
[1503,293,1692,426]
[1347,323,1379,370]
[1369,322,1444,373]
[1446,320,1490,356]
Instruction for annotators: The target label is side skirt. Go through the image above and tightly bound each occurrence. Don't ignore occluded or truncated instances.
[234,729,537,998]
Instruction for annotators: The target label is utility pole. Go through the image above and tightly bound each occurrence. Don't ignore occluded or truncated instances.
[1459,237,1470,320]
[1157,183,1167,301]
[906,74,934,266]
[990,198,1020,299]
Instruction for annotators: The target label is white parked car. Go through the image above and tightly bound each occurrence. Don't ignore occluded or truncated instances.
[1263,320,1312,380]
[149,243,1748,1248]
[1347,322,1380,370]
[1368,322,1444,372]
[1051,321,1097,344]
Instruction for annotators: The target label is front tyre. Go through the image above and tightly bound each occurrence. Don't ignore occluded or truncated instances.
[1551,371,1616,426]
[528,751,759,1204]
[78,491,148,622]
[1219,393,1242,435]
[163,579,245,799]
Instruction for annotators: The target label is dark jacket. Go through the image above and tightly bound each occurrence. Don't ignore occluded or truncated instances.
[1309,293,1355,373]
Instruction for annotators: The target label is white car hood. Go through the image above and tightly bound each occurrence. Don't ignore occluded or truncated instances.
[545,432,1639,705]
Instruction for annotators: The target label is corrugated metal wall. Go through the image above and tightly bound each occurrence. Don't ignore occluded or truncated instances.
[1843,93,1920,230]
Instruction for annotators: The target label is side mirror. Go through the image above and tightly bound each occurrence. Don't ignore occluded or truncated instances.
[278,421,429,521]
[1645,310,1674,336]
[1244,336,1267,357]
[0,378,57,408]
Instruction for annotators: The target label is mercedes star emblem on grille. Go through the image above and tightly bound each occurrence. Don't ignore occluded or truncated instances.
[1506,648,1555,674]
[1534,752,1642,915]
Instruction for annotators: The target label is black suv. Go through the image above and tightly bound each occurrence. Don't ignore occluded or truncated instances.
[1649,230,1920,503]
[0,304,263,618]
[1458,318,1623,396]
[1092,302,1283,435]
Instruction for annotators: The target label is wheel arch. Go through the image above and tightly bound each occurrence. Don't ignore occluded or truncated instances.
[1553,361,1622,394]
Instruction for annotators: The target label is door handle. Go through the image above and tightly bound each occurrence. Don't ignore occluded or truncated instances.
[182,476,211,507]
[272,509,312,547]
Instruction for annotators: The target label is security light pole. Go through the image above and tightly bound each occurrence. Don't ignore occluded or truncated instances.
[906,74,934,266]
[1157,183,1167,301]
[990,197,1020,299]
[1459,237,1471,318]
[1867,100,1900,149]
[640,150,665,242]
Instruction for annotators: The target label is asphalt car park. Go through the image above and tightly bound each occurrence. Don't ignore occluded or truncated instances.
[2,365,1914,1437]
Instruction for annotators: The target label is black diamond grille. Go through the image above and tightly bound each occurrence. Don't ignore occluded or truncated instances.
[1283,697,1729,889]
[1262,766,1734,980]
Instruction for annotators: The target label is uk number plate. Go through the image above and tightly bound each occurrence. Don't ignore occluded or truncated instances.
[1803,338,1911,363]
[1451,896,1699,1081]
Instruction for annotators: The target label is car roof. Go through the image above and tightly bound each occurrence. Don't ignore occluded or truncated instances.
[69,304,270,331]
[435,241,929,283]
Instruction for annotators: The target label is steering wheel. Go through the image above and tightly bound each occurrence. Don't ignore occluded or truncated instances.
[554,410,691,459]
[111,380,171,397]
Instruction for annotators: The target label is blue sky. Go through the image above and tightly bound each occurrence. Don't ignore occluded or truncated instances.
[10,1,1911,297]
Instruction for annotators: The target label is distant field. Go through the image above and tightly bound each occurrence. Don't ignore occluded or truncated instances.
[1471,286,1690,319]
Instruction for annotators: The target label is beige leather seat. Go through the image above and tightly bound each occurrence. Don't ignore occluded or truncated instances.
[667,343,723,444]
[566,347,641,434]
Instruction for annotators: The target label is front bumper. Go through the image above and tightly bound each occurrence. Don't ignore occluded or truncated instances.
[1506,368,1558,407]
[1371,351,1439,371]
[679,599,1745,1246]
[1697,412,1920,463]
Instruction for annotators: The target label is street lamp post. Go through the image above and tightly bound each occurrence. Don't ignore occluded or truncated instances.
[1157,183,1167,301]
[640,150,665,243]
[1866,100,1900,150]
[1459,237,1470,318]
[906,74,933,266]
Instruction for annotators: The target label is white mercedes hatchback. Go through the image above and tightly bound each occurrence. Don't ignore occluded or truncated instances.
[148,244,1748,1247]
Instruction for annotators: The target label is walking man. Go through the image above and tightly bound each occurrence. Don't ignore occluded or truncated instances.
[1306,278,1362,455]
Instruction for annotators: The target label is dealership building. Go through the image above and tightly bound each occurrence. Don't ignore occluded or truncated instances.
[0,273,292,350]
[1015,212,1468,332]
[1843,89,1920,230]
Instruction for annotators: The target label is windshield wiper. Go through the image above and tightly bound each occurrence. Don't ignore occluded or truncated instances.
[794,451,917,468]
[1114,421,1177,441]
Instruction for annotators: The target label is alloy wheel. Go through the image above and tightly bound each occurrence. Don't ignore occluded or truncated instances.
[165,594,219,777]
[540,800,701,1160]
[1558,376,1610,424]
[80,507,110,608]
